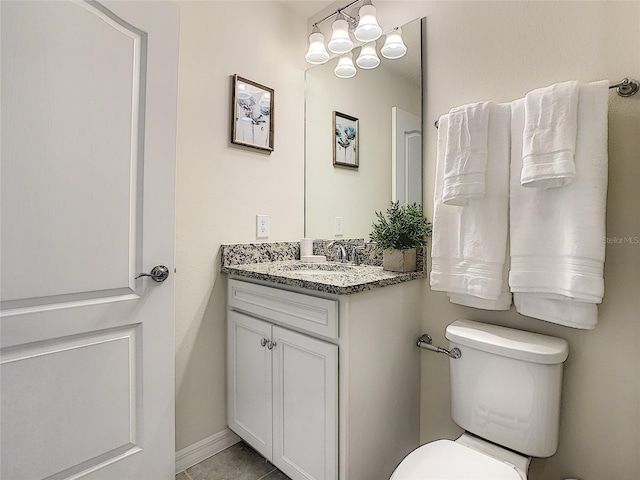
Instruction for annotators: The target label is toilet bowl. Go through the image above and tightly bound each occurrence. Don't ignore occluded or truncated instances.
[390,320,568,480]
[390,434,529,480]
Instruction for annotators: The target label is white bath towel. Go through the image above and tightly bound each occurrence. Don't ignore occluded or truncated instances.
[442,102,491,206]
[431,103,511,306]
[522,81,579,188]
[447,253,512,310]
[514,293,598,329]
[509,81,609,329]
[448,292,512,310]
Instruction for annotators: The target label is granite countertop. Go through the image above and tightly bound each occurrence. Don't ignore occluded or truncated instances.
[222,260,426,295]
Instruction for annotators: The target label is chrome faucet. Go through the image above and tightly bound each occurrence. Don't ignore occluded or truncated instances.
[327,241,348,263]
[349,245,367,265]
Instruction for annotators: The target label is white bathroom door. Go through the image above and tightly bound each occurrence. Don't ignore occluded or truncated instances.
[1,1,180,479]
[392,106,423,205]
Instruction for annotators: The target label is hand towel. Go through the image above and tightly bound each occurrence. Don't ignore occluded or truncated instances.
[431,103,511,306]
[448,292,512,310]
[447,254,512,310]
[509,81,609,329]
[521,81,579,188]
[442,102,491,205]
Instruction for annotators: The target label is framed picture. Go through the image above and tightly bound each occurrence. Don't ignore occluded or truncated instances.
[333,111,359,168]
[231,75,274,152]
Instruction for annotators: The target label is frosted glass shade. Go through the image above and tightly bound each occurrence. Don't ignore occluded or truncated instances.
[334,52,356,78]
[356,43,380,69]
[259,92,270,108]
[305,30,329,64]
[327,16,353,54]
[236,83,251,100]
[354,4,382,42]
[381,28,407,59]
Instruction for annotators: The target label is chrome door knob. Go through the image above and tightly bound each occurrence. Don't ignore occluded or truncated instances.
[136,265,170,283]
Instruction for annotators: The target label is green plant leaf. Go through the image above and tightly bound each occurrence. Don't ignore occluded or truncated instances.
[369,201,432,250]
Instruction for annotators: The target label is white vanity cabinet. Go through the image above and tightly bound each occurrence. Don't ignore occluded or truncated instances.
[227,280,338,480]
[227,277,422,480]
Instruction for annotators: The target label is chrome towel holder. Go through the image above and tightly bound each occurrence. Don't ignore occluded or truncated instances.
[417,334,462,359]
[434,77,639,128]
[610,77,639,97]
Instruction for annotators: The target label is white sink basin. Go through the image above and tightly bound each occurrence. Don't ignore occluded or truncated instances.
[273,263,357,277]
[293,269,345,276]
[285,264,353,271]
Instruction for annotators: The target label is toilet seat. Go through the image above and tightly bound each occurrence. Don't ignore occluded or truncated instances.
[390,439,524,480]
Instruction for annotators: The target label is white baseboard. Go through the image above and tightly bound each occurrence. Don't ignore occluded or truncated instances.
[175,428,241,474]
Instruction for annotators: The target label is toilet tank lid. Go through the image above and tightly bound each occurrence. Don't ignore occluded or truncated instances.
[445,320,569,364]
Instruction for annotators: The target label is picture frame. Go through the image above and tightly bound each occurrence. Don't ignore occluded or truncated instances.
[231,75,274,152]
[333,111,359,168]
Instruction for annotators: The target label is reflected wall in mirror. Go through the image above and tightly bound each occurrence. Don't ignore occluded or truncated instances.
[305,17,424,239]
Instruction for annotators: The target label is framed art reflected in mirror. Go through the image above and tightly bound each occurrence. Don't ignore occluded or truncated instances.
[333,111,359,168]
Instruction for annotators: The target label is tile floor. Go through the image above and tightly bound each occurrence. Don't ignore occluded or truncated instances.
[176,441,291,480]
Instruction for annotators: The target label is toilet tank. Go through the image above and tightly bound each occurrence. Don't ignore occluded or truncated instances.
[445,320,569,458]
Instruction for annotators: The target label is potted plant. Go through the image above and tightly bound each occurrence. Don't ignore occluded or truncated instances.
[370,201,432,272]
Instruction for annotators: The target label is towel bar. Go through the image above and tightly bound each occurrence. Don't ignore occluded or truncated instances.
[434,77,639,128]
[417,334,462,359]
[609,77,639,97]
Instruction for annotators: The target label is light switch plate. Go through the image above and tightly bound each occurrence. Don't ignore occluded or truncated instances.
[334,217,343,236]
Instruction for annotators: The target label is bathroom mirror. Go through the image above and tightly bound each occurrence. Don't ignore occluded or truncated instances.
[305,17,424,239]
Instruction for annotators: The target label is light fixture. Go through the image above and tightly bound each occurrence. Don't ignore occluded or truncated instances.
[305,25,329,64]
[236,83,251,100]
[327,13,353,54]
[334,52,357,78]
[356,43,380,69]
[354,0,382,42]
[259,92,271,108]
[380,27,407,59]
[305,0,406,78]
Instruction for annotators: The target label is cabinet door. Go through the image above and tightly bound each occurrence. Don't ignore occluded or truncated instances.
[227,311,273,460]
[272,326,338,480]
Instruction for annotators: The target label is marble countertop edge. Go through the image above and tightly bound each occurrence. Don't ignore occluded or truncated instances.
[221,261,426,295]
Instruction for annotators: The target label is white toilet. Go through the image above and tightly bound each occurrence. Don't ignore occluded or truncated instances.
[391,319,569,480]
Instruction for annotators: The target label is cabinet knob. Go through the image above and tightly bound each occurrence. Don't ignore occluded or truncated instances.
[260,338,277,349]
